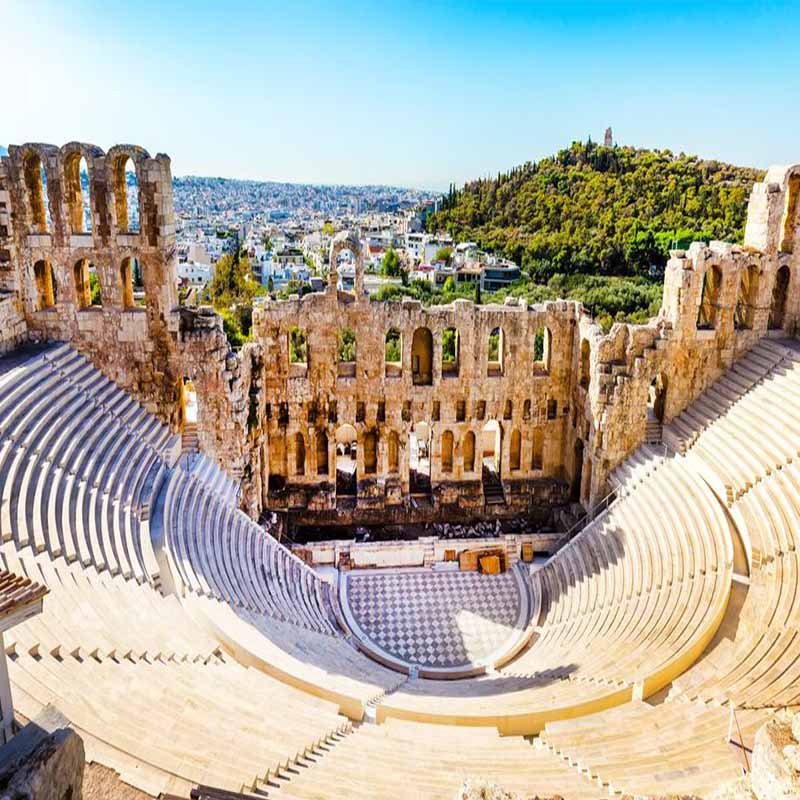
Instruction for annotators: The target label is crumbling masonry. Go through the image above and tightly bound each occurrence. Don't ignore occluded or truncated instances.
[0,142,798,524]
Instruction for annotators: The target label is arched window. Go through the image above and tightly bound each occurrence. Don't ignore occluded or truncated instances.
[315,430,329,476]
[74,259,101,309]
[23,152,49,233]
[113,155,140,233]
[533,326,551,371]
[531,429,544,471]
[580,339,591,389]
[294,433,306,476]
[289,327,308,365]
[488,327,504,376]
[337,328,356,377]
[385,328,402,377]
[387,430,399,473]
[335,425,357,496]
[411,327,433,385]
[120,257,141,308]
[33,260,55,310]
[363,430,378,474]
[734,265,759,330]
[441,430,454,473]
[769,265,790,330]
[510,429,521,471]
[463,431,476,473]
[697,265,722,330]
[65,154,92,233]
[442,327,459,376]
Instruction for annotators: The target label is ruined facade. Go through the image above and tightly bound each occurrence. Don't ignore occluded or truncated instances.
[1,141,798,524]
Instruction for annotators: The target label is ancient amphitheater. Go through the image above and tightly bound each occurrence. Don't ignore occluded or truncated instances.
[0,142,798,799]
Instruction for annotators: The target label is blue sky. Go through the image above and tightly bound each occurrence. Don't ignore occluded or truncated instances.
[3,1,799,189]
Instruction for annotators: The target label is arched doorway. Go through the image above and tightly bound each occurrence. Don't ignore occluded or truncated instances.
[481,420,504,504]
[572,439,584,503]
[648,373,668,423]
[409,422,431,494]
[335,424,358,497]
[769,265,790,330]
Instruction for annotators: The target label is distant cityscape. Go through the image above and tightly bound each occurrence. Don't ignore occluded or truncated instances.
[172,173,521,297]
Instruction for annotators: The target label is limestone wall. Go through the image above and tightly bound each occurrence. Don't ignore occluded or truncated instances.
[1,141,799,521]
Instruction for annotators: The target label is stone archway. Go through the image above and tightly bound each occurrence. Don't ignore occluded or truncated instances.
[329,231,364,294]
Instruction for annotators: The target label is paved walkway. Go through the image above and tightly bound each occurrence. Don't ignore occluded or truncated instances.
[345,570,523,669]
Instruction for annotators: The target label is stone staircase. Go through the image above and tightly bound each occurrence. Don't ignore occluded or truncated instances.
[482,465,505,505]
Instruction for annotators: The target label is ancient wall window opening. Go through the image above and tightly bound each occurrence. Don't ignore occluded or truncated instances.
[475,400,486,421]
[463,431,476,473]
[288,327,308,373]
[335,424,357,497]
[385,328,402,377]
[411,327,433,386]
[487,327,504,376]
[377,401,386,423]
[769,265,790,330]
[441,327,459,377]
[441,430,454,473]
[113,155,140,234]
[533,326,551,372]
[523,399,531,421]
[364,431,378,475]
[120,256,143,308]
[432,400,440,422]
[580,339,591,389]
[65,154,92,234]
[33,259,56,310]
[409,422,431,494]
[547,399,558,420]
[734,265,759,330]
[294,433,306,476]
[74,259,102,309]
[779,174,800,252]
[316,430,329,476]
[387,431,399,474]
[23,152,50,233]
[337,328,356,378]
[456,400,466,422]
[697,265,722,330]
[531,428,544,471]
[503,399,512,420]
[178,377,199,438]
[356,401,366,423]
[510,429,521,472]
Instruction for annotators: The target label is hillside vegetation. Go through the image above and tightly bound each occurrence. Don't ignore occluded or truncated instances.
[425,140,763,328]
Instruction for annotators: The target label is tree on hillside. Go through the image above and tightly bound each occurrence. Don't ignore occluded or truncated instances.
[435,246,452,265]
[380,248,402,277]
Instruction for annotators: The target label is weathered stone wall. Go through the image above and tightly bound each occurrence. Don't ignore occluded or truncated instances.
[1,142,798,522]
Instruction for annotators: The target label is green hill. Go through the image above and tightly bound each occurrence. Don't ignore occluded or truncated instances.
[425,141,763,328]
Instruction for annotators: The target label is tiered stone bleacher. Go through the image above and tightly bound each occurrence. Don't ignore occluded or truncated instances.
[163,463,406,719]
[268,718,602,800]
[0,345,354,796]
[664,340,800,712]
[377,455,734,733]
[0,344,168,582]
[538,700,760,797]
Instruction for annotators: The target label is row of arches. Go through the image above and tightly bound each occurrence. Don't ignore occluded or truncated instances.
[20,148,140,237]
[287,324,554,380]
[697,263,790,331]
[31,256,143,312]
[283,422,546,487]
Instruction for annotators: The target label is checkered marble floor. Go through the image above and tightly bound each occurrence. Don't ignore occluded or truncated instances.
[345,570,522,668]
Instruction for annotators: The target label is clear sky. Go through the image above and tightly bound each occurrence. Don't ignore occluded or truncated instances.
[3,1,799,189]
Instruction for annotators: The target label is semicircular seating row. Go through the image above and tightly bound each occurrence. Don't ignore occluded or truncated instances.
[662,340,800,711]
[376,453,734,734]
[0,345,364,796]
